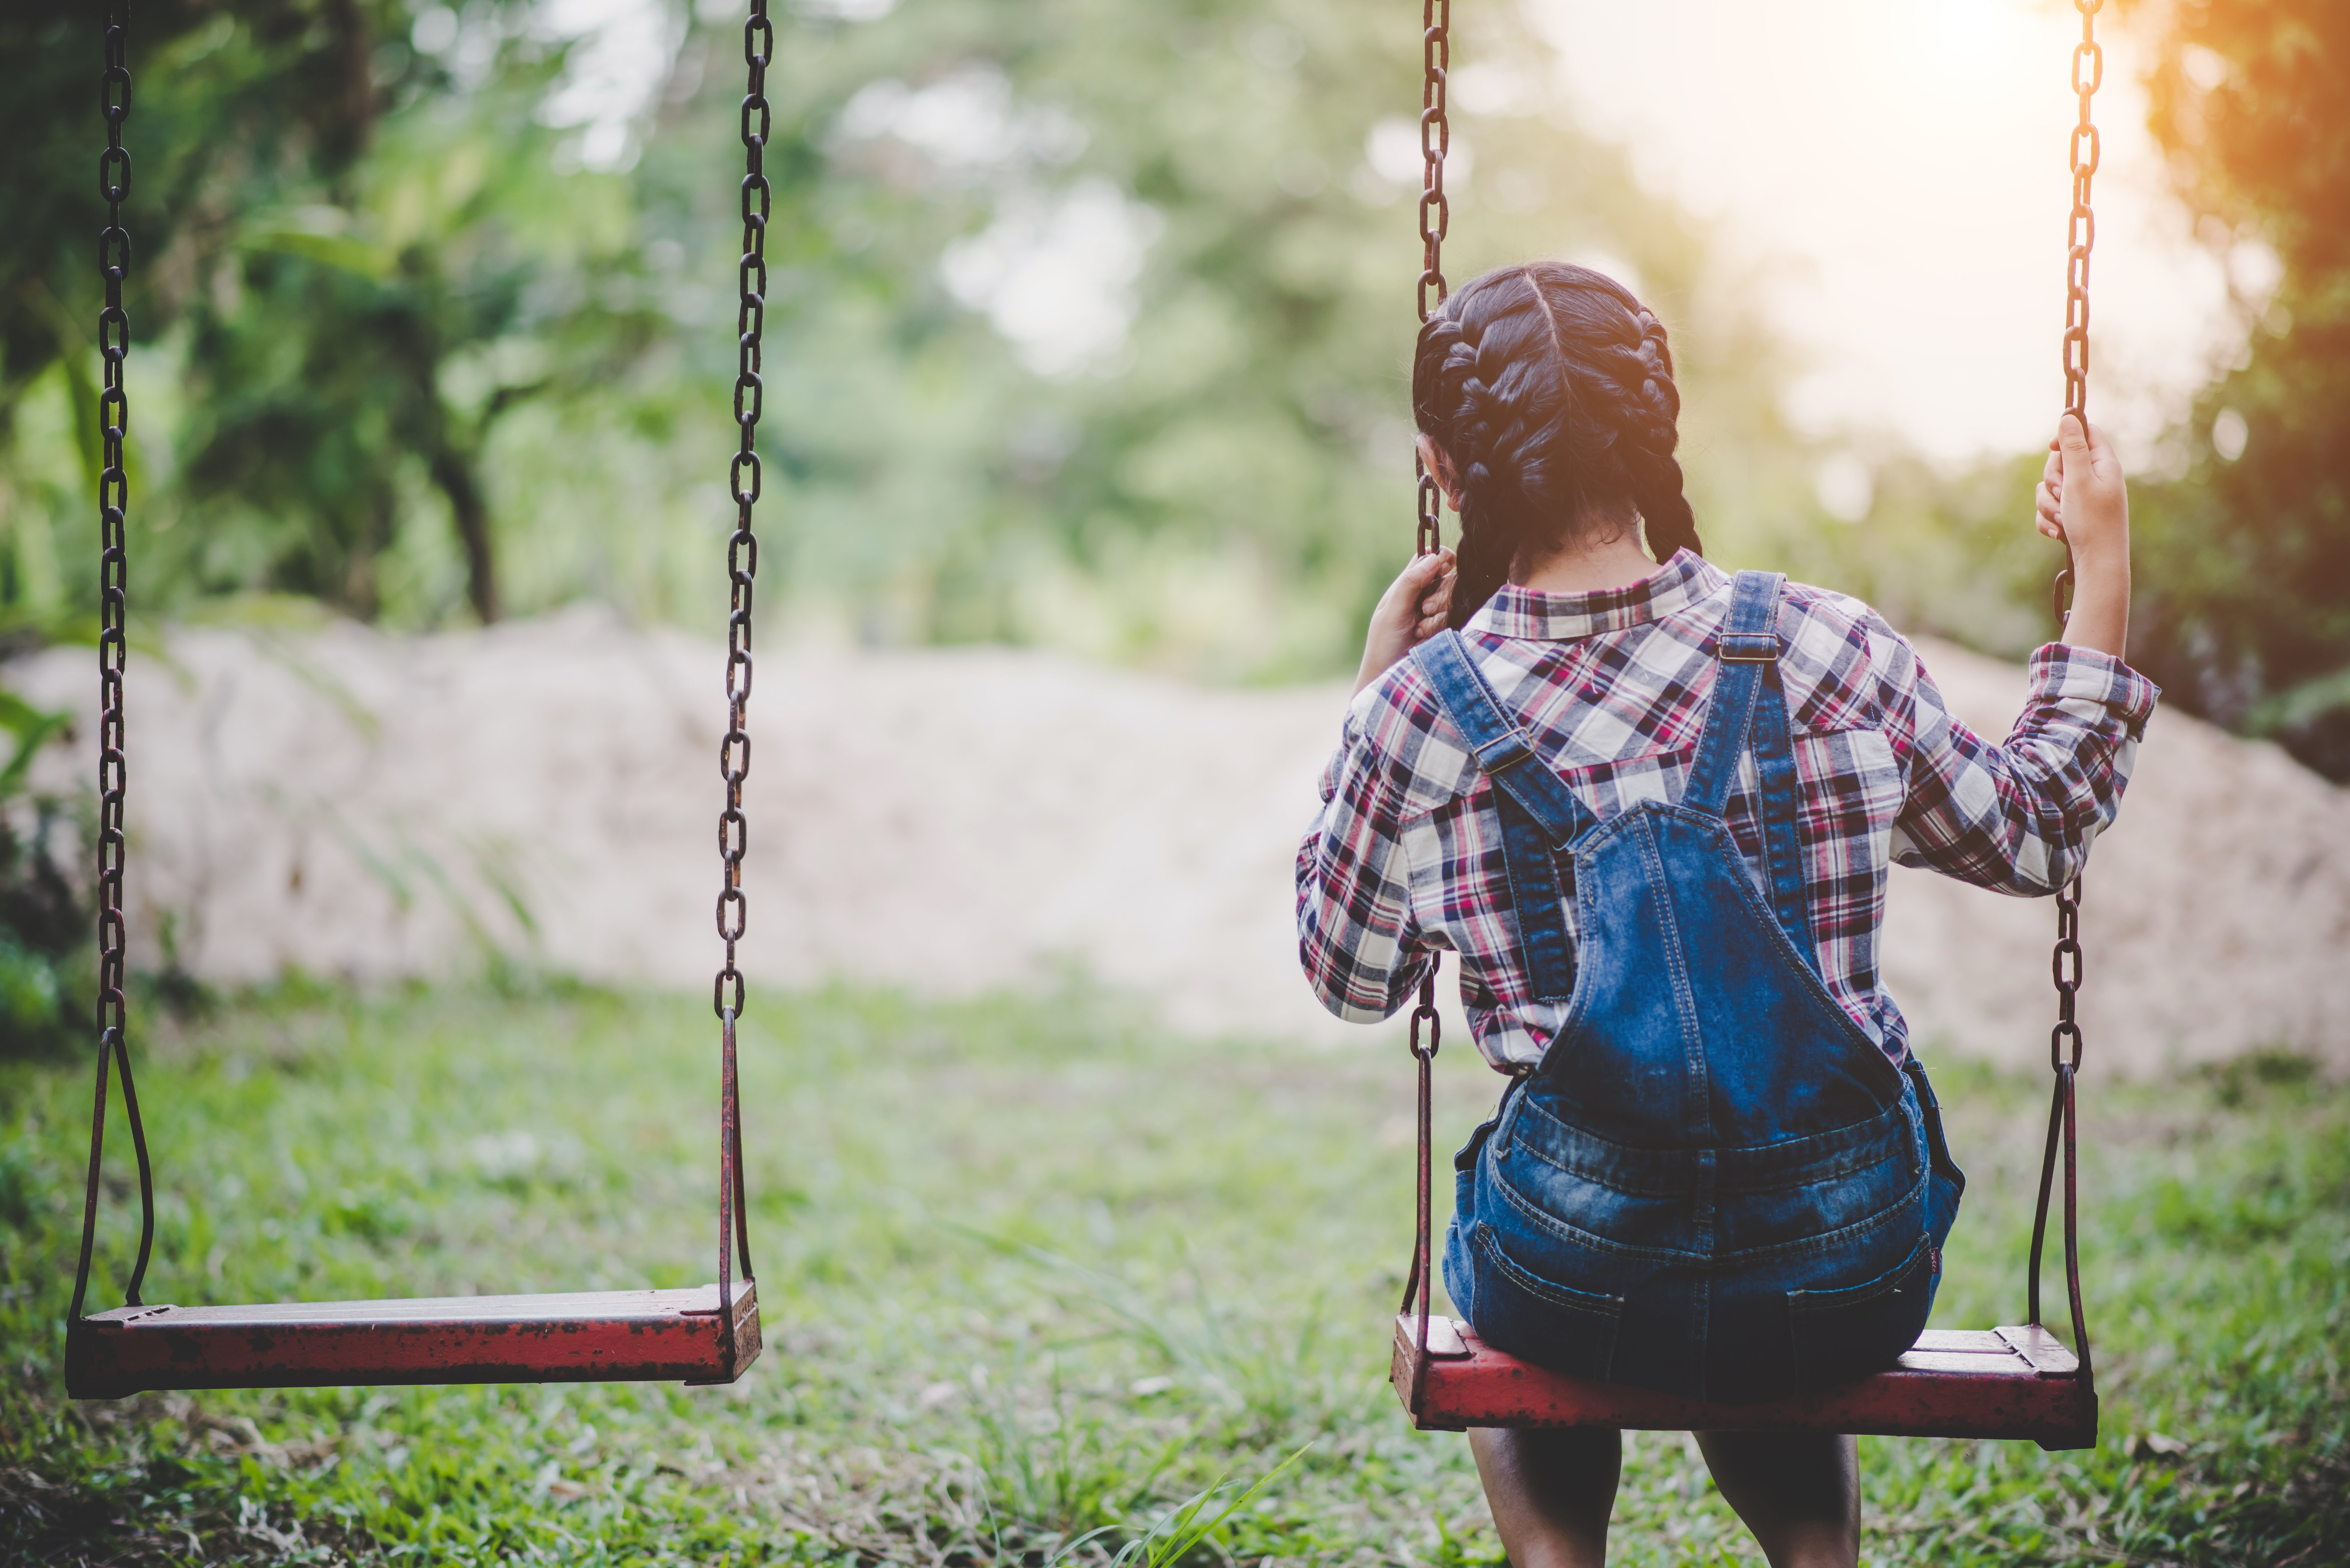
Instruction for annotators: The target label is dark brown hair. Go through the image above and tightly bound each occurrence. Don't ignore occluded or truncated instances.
[1413,261,1701,627]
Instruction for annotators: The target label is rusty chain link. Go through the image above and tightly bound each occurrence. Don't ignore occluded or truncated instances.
[2051,2,2101,623]
[1408,0,1449,1121]
[1408,0,1450,1065]
[2050,861,2084,1071]
[714,0,770,1027]
[2061,0,2101,426]
[96,2,132,1067]
[71,0,159,1334]
[707,0,772,1335]
[2027,0,2101,1377]
[2049,538,2088,1077]
[1416,0,1452,328]
[1397,0,1454,1419]
[1414,0,1451,560]
[2050,0,2100,1072]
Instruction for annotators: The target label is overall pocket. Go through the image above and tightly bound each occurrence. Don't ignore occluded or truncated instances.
[1465,1220,1624,1383]
[1451,1098,1508,1224]
[1785,1230,1936,1394]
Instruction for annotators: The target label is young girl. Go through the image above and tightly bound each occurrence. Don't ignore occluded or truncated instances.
[1296,262,2155,1568]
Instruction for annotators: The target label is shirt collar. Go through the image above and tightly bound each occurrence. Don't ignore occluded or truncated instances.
[1466,550,1728,641]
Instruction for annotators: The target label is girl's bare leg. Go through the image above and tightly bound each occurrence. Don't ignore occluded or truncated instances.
[1467,1427,1620,1568]
[1692,1430,1859,1568]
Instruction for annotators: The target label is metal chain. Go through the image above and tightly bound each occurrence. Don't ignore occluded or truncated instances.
[2050,0,2098,1075]
[96,0,132,1067]
[706,1,772,1345]
[1406,0,1450,1106]
[1399,959,1442,1419]
[2051,2,2102,623]
[71,0,160,1339]
[1414,0,1451,559]
[1416,0,1451,330]
[2049,805,2084,1073]
[714,0,770,1026]
[2048,533,2087,1083]
[1406,0,1452,1078]
[2061,0,2101,426]
[1397,0,1454,1421]
[2028,0,2100,1379]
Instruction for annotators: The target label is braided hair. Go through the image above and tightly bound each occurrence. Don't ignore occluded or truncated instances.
[1412,262,1702,628]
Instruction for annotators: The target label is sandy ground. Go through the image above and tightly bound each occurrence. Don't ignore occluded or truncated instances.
[11,607,2346,1074]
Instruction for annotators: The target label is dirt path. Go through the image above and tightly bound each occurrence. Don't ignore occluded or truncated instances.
[13,608,2345,1072]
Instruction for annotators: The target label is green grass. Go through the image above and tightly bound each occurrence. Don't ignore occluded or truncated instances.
[2,983,2344,1566]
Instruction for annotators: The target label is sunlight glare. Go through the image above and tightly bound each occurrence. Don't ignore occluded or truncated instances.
[1529,0,2240,464]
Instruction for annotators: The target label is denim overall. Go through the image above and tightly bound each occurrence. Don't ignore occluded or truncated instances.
[1421,571,1965,1405]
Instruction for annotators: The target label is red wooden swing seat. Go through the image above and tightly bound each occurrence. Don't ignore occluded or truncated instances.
[67,1005,764,1400]
[66,1283,761,1400]
[1391,1314,2095,1451]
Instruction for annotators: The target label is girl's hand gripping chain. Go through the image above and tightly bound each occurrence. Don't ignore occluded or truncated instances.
[2035,413,2133,659]
[1355,547,1459,697]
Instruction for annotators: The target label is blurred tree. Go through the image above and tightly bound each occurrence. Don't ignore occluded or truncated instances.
[4,2,399,618]
[720,0,1815,677]
[169,38,664,623]
[1,3,366,427]
[0,1,655,625]
[2123,0,2350,778]
[3,0,1817,676]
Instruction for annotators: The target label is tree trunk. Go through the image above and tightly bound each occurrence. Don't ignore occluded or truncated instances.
[431,448,499,624]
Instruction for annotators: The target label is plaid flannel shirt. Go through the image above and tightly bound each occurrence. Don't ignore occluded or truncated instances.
[1296,551,2160,1071]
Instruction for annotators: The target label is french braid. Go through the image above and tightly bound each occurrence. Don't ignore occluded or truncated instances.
[1412,262,1703,626]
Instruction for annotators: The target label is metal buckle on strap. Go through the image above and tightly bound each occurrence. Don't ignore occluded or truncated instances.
[1718,633,1779,663]
[1475,735,1533,772]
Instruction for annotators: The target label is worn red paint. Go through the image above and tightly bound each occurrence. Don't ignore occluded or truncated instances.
[1391,1315,2096,1451]
[66,1283,762,1399]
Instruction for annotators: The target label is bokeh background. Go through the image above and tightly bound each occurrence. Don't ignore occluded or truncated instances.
[2,4,2346,1565]
[0,0,2337,679]
[0,0,2343,1052]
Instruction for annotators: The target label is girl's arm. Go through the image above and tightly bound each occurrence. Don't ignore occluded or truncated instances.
[1304,549,1459,1016]
[1891,416,2157,894]
[1298,677,1440,1023]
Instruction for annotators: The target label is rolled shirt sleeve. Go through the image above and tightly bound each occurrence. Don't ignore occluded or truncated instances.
[1889,639,2161,895]
[1296,693,1437,1023]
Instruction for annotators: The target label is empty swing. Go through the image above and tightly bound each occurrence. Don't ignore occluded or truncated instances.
[1385,1,2106,1451]
[64,1,783,1399]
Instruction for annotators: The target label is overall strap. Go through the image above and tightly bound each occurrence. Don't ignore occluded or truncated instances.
[1681,571,1816,965]
[1412,631,1591,1002]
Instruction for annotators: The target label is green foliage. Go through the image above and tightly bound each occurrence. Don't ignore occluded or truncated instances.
[1,0,1835,682]
[3,983,2345,1565]
[1,3,395,418]
[0,679,87,1053]
[167,49,646,624]
[0,1,642,629]
[2119,0,2350,778]
[758,0,1821,675]
[11,0,2344,713]
[538,0,1829,678]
